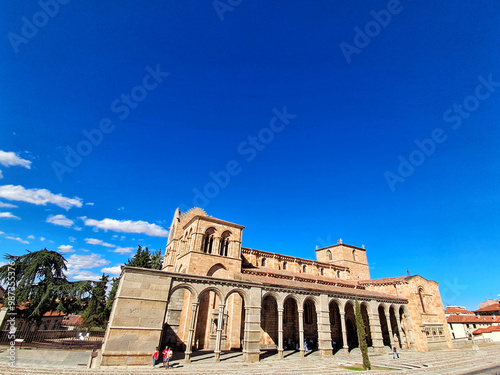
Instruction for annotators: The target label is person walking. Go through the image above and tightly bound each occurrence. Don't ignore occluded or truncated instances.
[393,346,399,359]
[166,347,173,368]
[152,347,159,368]
[162,347,169,368]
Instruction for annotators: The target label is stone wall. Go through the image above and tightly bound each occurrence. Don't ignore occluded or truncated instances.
[100,268,172,366]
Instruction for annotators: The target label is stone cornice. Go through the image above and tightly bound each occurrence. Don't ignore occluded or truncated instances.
[183,215,245,230]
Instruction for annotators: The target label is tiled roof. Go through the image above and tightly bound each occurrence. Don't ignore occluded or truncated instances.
[475,302,500,313]
[445,307,475,315]
[358,276,414,286]
[240,268,407,302]
[473,325,500,335]
[62,315,83,326]
[447,315,500,324]
[43,310,66,317]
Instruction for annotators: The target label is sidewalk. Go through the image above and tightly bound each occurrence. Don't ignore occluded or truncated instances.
[0,343,499,374]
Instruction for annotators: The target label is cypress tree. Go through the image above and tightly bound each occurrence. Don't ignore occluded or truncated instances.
[355,298,371,370]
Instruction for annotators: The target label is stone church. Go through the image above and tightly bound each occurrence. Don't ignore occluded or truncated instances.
[100,207,452,366]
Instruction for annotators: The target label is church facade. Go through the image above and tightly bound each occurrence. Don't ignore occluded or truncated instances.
[100,208,452,366]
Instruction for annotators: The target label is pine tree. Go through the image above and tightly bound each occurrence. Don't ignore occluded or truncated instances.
[126,245,151,268]
[82,274,109,328]
[355,298,371,370]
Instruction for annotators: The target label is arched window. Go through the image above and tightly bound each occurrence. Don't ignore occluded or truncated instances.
[352,250,356,261]
[302,265,307,273]
[320,268,324,276]
[202,228,216,254]
[219,231,231,256]
[327,250,332,261]
[337,270,340,278]
[283,261,287,270]
[418,287,426,313]
[261,258,266,267]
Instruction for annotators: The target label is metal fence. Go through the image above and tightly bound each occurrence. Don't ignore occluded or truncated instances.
[0,329,105,349]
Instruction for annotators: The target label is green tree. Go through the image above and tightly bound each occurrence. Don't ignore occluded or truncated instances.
[0,249,86,324]
[150,249,163,270]
[82,274,109,327]
[105,276,119,318]
[355,298,371,370]
[126,245,151,268]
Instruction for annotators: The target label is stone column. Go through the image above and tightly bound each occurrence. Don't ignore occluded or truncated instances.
[184,302,199,364]
[214,303,225,362]
[368,313,385,354]
[317,294,333,357]
[278,307,284,359]
[385,309,395,348]
[242,287,262,363]
[339,311,349,354]
[298,308,305,357]
[404,312,415,346]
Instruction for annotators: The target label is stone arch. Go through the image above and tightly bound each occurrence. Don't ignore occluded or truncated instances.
[261,294,278,349]
[162,285,196,352]
[378,303,391,347]
[282,295,300,349]
[223,288,247,350]
[262,291,283,307]
[328,299,343,352]
[398,305,410,349]
[194,287,223,350]
[303,297,319,349]
[207,263,228,278]
[344,300,358,351]
[219,230,231,256]
[389,304,401,348]
[201,227,217,254]
[327,249,332,261]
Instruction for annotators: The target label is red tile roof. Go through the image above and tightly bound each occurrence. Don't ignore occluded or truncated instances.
[62,315,83,326]
[240,268,407,302]
[473,325,500,335]
[447,315,500,324]
[358,276,414,286]
[445,307,474,315]
[43,310,66,317]
[475,302,500,313]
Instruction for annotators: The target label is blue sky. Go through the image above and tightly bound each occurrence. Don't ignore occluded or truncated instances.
[1,1,499,310]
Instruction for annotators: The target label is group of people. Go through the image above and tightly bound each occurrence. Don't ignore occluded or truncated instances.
[152,346,173,368]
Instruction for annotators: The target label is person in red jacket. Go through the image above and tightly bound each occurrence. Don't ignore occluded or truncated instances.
[152,347,159,368]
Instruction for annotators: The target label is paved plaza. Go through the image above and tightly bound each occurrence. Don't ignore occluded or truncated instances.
[0,343,499,374]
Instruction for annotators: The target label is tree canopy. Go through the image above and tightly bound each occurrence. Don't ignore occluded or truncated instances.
[0,249,92,323]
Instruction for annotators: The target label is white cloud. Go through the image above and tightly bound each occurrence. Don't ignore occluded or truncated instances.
[84,218,169,237]
[0,170,2,179]
[0,212,20,220]
[118,207,125,211]
[0,185,82,210]
[70,270,102,282]
[0,151,31,169]
[57,245,75,253]
[28,235,35,239]
[112,234,118,239]
[0,202,17,208]
[6,236,29,244]
[74,226,82,231]
[112,247,134,254]
[101,265,122,275]
[66,253,110,271]
[69,236,76,243]
[0,231,4,235]
[84,238,115,248]
[40,237,46,241]
[46,214,74,228]
[86,202,94,206]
